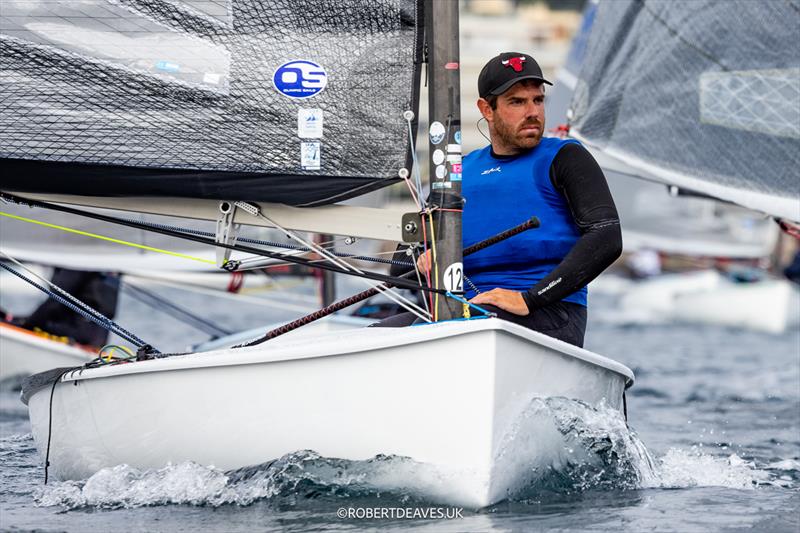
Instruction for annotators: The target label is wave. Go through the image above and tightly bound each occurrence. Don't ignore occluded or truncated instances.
[31,398,790,511]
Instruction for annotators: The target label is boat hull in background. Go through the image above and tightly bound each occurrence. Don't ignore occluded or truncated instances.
[615,270,799,334]
[0,322,95,381]
[23,319,633,508]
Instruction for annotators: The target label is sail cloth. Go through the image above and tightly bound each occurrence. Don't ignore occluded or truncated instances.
[568,0,800,221]
[0,0,423,207]
[547,0,780,258]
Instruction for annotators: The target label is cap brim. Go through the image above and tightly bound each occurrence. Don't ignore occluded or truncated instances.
[489,75,553,96]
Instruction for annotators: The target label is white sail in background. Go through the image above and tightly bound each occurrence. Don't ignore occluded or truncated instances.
[546,3,780,258]
[567,0,800,222]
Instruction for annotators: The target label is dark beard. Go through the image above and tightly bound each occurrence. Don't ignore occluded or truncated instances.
[493,114,543,153]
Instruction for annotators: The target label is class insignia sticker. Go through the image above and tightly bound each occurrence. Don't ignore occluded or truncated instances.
[429,121,446,145]
[274,60,328,99]
[298,108,323,138]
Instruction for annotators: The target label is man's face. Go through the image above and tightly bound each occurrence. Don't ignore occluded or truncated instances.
[481,81,545,155]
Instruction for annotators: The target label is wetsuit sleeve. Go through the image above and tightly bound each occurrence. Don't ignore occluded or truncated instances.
[522,143,622,311]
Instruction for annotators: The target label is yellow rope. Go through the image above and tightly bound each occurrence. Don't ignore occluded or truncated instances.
[0,212,217,265]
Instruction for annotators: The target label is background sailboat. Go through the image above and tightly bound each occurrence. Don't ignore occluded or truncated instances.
[550,0,800,333]
[566,1,799,222]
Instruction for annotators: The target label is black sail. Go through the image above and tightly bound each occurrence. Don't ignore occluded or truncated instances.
[0,0,423,207]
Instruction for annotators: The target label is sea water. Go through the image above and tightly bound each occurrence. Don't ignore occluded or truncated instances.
[1,286,798,532]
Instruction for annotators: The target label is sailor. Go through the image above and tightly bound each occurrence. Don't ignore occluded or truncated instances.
[11,268,120,347]
[378,52,622,348]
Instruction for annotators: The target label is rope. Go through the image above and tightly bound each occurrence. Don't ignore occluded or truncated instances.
[251,208,431,323]
[1,209,414,269]
[428,211,440,321]
[0,259,152,349]
[98,344,135,363]
[420,211,434,313]
[44,368,74,484]
[236,217,541,347]
[409,246,431,316]
[0,193,445,296]
[404,111,426,208]
[113,215,414,268]
[0,212,216,266]
[445,291,496,317]
[464,275,481,295]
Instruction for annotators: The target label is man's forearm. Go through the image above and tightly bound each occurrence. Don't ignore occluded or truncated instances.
[522,222,622,311]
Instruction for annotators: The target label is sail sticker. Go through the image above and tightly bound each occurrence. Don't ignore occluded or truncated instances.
[273,60,328,99]
[443,262,463,292]
[452,163,462,174]
[435,165,447,179]
[454,130,462,144]
[451,173,462,181]
[446,144,461,153]
[432,149,445,165]
[444,62,459,70]
[432,182,452,189]
[298,108,323,138]
[446,154,462,163]
[429,121,446,145]
[301,142,321,169]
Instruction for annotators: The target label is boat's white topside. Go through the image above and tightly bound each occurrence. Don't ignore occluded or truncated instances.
[0,323,96,380]
[0,323,93,359]
[57,318,634,385]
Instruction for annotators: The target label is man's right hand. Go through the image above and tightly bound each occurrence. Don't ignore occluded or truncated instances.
[416,249,432,273]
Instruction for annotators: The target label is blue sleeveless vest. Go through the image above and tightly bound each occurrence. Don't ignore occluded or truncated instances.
[462,137,587,306]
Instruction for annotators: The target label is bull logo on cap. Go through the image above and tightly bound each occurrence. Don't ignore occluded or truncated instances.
[501,56,526,72]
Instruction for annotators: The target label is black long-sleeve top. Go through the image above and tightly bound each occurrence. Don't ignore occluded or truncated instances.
[520,143,622,311]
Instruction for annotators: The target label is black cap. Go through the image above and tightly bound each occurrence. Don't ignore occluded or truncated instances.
[478,52,552,98]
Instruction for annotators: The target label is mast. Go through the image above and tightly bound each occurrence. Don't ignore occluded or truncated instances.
[426,0,464,321]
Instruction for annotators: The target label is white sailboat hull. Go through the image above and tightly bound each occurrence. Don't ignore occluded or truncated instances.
[24,319,633,508]
[617,270,799,334]
[0,323,95,381]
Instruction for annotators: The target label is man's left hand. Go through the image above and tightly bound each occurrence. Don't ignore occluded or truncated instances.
[469,288,530,316]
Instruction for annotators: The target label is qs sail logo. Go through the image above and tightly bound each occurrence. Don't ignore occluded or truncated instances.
[273,60,328,99]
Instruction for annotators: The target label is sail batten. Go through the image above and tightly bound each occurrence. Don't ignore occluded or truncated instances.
[569,0,800,221]
[0,0,423,207]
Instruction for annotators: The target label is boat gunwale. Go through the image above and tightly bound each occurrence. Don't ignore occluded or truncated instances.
[21,318,634,405]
